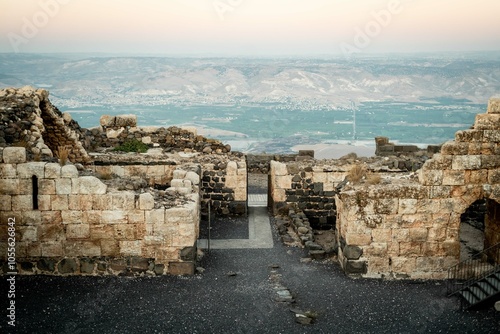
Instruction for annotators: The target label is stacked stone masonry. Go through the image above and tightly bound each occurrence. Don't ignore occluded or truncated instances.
[0,148,200,276]
[0,87,91,164]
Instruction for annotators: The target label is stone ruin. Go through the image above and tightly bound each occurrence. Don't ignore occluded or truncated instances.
[270,98,500,279]
[1,86,499,280]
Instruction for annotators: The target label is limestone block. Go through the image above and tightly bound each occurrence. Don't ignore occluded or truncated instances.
[234,187,247,202]
[38,224,64,241]
[115,114,137,127]
[12,195,33,211]
[19,226,37,241]
[439,198,466,214]
[451,155,481,170]
[415,257,444,272]
[106,128,124,139]
[61,164,78,178]
[275,175,292,190]
[18,179,32,195]
[312,172,327,184]
[0,195,12,210]
[64,241,101,257]
[61,210,83,224]
[68,194,93,211]
[488,98,500,114]
[440,141,468,155]
[0,164,17,178]
[38,179,55,195]
[374,198,398,215]
[3,147,26,164]
[372,228,392,243]
[418,169,443,186]
[55,178,72,195]
[119,240,142,256]
[398,199,417,214]
[185,171,200,185]
[66,224,90,239]
[114,224,136,240]
[101,210,127,224]
[271,161,287,176]
[100,115,116,127]
[455,130,484,142]
[142,136,152,144]
[483,130,500,142]
[17,162,46,178]
[442,240,460,257]
[391,257,416,273]
[89,224,114,239]
[409,228,428,242]
[83,211,102,226]
[173,170,187,179]
[111,191,136,210]
[139,193,155,210]
[442,170,465,186]
[475,113,500,130]
[128,210,145,224]
[92,195,113,210]
[41,211,62,225]
[468,143,494,155]
[0,179,20,195]
[110,165,125,177]
[171,179,192,188]
[422,154,453,170]
[146,209,165,225]
[51,195,69,210]
[272,188,286,203]
[41,242,63,257]
[44,163,61,178]
[427,227,447,242]
[429,186,451,199]
[399,242,422,256]
[78,176,107,194]
[365,243,388,257]
[367,257,391,273]
[481,155,500,169]
[488,169,500,184]
[464,169,488,184]
[345,233,372,246]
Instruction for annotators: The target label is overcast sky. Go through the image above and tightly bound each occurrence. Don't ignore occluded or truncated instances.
[1,0,499,55]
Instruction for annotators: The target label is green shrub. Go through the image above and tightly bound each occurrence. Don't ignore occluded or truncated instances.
[113,139,149,153]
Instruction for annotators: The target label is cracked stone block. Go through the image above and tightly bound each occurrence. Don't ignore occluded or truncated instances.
[343,245,363,260]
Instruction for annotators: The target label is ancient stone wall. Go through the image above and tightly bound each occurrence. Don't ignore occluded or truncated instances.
[335,98,500,279]
[0,147,200,276]
[86,115,231,154]
[270,161,345,230]
[0,87,91,164]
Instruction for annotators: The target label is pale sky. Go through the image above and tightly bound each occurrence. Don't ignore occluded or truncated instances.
[1,0,499,55]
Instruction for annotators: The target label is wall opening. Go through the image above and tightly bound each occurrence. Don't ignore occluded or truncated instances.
[485,199,500,264]
[32,175,39,210]
[459,199,486,261]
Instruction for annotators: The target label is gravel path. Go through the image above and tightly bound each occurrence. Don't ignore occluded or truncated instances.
[3,220,500,334]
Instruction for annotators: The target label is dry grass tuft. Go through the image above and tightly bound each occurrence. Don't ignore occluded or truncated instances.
[347,164,367,183]
[13,139,30,148]
[55,146,70,166]
[97,171,113,180]
[366,172,382,185]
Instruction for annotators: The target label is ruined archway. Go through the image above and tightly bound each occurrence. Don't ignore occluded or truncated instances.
[460,199,486,261]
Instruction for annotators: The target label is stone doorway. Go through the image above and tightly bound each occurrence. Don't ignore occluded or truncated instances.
[460,199,486,261]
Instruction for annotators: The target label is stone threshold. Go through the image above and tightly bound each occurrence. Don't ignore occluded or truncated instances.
[197,207,274,249]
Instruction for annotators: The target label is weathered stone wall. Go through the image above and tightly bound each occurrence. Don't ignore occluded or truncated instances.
[0,87,91,164]
[201,159,247,215]
[270,161,345,230]
[335,97,500,279]
[87,117,230,155]
[0,147,200,276]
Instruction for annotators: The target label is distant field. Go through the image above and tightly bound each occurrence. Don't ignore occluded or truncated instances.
[66,100,483,153]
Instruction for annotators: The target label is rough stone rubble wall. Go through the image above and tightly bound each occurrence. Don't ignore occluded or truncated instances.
[336,98,500,279]
[270,161,345,230]
[0,147,200,276]
[0,87,91,164]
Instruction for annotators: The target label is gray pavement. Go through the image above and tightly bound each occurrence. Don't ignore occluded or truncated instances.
[2,212,500,333]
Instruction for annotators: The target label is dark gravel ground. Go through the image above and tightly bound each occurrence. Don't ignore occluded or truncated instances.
[2,220,500,334]
[199,215,249,240]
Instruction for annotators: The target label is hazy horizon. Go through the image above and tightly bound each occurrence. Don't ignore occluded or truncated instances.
[1,0,500,56]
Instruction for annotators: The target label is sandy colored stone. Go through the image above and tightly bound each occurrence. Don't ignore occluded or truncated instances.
[41,242,63,257]
[51,195,69,210]
[56,178,72,195]
[66,224,90,239]
[12,195,33,211]
[61,164,78,178]
[17,162,46,178]
[442,170,465,186]
[77,176,107,194]
[119,240,142,256]
[3,147,26,164]
[139,193,155,210]
[44,163,61,178]
[65,241,101,257]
